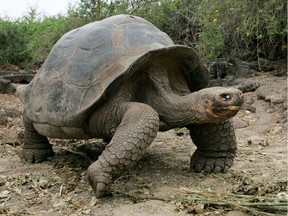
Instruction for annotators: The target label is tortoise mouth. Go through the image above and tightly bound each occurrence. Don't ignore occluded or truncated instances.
[210,105,241,114]
[206,105,241,118]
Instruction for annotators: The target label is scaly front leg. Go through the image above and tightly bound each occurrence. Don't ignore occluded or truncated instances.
[187,119,237,173]
[87,102,159,197]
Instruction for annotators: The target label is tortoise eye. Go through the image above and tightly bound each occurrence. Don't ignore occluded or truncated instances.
[221,94,231,101]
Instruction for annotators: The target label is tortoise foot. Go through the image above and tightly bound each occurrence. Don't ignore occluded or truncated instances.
[190,151,234,174]
[21,146,54,163]
[87,163,113,198]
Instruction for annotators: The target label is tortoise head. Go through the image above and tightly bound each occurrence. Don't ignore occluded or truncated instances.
[200,87,243,122]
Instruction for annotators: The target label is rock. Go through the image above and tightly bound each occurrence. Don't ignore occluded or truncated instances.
[209,58,229,79]
[252,100,276,133]
[0,78,15,94]
[233,116,249,129]
[208,58,259,82]
[175,128,189,136]
[247,105,256,113]
[248,58,274,72]
[256,84,287,105]
[247,135,269,147]
[225,58,257,78]
[237,80,260,93]
[0,72,35,84]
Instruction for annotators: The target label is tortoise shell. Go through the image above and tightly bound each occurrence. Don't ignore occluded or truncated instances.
[19,14,208,128]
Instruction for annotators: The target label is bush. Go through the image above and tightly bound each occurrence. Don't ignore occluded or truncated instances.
[194,0,287,60]
[0,18,29,66]
[0,7,86,69]
[0,0,286,69]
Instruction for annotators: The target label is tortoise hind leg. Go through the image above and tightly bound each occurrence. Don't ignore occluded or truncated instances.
[87,102,159,197]
[21,114,54,163]
[187,119,237,173]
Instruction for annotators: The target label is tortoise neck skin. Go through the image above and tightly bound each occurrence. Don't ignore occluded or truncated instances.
[154,93,207,127]
[143,85,243,128]
[141,57,243,128]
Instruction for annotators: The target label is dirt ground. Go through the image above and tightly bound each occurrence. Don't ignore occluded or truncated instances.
[0,74,287,216]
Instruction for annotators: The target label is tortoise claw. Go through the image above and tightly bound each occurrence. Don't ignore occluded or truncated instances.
[190,151,234,174]
[20,147,54,163]
[87,163,113,198]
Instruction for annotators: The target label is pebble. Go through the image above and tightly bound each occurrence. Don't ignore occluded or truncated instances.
[247,135,269,147]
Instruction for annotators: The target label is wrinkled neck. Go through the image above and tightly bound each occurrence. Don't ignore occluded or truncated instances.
[142,58,207,127]
[144,88,206,127]
[158,93,206,126]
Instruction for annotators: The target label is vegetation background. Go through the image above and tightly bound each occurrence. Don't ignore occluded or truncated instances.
[0,0,286,70]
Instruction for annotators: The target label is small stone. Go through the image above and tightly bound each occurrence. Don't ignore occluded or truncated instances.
[187,203,204,214]
[38,177,49,189]
[0,78,16,94]
[247,105,256,113]
[267,108,275,113]
[233,117,248,129]
[277,192,288,200]
[247,135,269,147]
[0,190,10,198]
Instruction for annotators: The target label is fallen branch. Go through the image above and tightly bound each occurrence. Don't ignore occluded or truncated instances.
[177,187,287,215]
[117,187,287,215]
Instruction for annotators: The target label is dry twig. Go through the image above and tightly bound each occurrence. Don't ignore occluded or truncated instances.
[118,187,288,215]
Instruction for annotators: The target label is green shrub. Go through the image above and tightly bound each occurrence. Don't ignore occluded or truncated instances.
[0,0,286,69]
[0,7,86,69]
[0,18,29,66]
[194,0,287,60]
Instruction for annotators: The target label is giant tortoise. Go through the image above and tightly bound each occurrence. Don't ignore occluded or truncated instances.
[18,14,243,197]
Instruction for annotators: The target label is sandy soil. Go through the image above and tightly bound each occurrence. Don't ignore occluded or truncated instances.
[0,74,287,216]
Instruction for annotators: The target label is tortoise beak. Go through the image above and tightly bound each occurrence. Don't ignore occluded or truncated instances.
[227,105,242,111]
